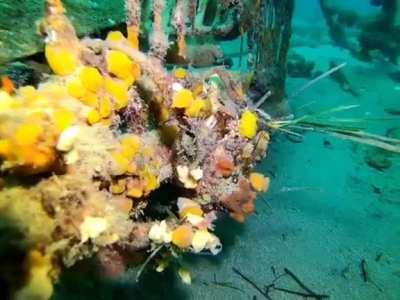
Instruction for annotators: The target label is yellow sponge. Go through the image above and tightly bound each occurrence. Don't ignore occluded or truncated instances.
[67,79,85,99]
[185,98,209,118]
[172,89,193,109]
[120,135,141,159]
[105,77,129,110]
[87,109,101,125]
[106,31,126,42]
[45,45,78,76]
[174,68,187,79]
[106,50,140,82]
[15,123,43,146]
[53,109,77,131]
[98,97,113,118]
[80,67,104,92]
[239,110,258,139]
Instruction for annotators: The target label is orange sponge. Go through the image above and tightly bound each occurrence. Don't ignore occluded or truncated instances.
[249,172,270,192]
[171,225,193,248]
[127,26,140,49]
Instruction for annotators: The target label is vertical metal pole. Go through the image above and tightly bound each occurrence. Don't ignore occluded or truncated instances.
[251,0,294,116]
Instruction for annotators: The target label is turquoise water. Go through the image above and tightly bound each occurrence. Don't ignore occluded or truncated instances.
[53,1,400,299]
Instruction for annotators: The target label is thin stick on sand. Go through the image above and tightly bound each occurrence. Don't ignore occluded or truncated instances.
[289,62,347,99]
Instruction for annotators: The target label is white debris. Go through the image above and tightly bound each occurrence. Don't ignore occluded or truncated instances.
[191,230,211,253]
[172,82,184,92]
[190,168,203,181]
[177,197,199,211]
[186,214,204,226]
[64,149,79,164]
[148,220,172,244]
[178,268,192,285]
[176,165,197,189]
[207,234,222,255]
[80,216,108,243]
[177,165,203,189]
[57,125,80,152]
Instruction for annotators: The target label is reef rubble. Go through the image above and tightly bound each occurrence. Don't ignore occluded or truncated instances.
[0,1,272,298]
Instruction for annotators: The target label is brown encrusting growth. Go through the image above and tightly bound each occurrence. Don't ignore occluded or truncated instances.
[221,178,257,223]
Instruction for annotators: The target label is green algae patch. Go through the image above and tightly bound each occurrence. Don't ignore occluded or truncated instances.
[0,0,125,64]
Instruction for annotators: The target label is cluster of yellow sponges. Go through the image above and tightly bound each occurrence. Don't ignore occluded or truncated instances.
[105,31,141,84]
[111,134,142,175]
[0,0,275,296]
[172,88,212,118]
[0,25,148,180]
[107,30,139,50]
[0,58,147,175]
[0,84,83,174]
[67,63,137,126]
[110,134,160,199]
[46,30,141,127]
[0,121,57,174]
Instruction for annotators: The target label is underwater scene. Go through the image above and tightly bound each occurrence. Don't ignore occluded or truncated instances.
[0,0,399,299]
